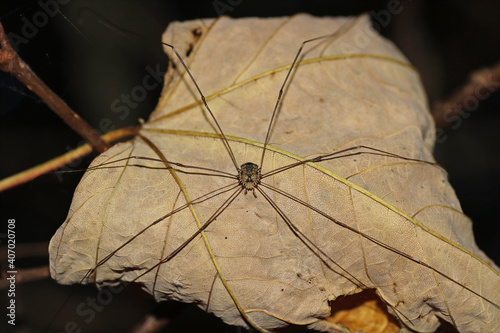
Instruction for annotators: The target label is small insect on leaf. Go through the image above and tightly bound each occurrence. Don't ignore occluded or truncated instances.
[49,14,500,333]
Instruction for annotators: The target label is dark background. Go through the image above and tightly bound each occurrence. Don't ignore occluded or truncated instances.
[1,0,499,332]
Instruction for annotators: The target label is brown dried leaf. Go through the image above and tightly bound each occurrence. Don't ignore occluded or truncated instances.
[49,14,500,332]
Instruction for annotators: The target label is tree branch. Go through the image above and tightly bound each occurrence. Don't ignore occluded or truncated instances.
[0,22,109,153]
[432,62,500,128]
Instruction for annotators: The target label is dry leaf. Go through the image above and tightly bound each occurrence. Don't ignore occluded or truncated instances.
[49,14,500,332]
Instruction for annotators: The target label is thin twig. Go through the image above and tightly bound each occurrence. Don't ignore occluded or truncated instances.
[0,22,109,153]
[432,61,500,128]
[0,266,50,289]
[0,126,139,192]
[0,242,48,259]
[130,315,169,333]
[0,242,51,288]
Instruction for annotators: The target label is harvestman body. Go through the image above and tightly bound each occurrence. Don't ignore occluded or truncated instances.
[238,162,261,196]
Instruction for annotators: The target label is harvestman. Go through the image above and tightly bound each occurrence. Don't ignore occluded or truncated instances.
[50,16,500,333]
[75,17,422,289]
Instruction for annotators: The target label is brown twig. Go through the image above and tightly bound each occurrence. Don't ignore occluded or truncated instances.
[432,61,500,128]
[1,266,50,289]
[0,242,48,259]
[130,315,169,333]
[0,126,140,192]
[0,242,50,288]
[0,22,109,153]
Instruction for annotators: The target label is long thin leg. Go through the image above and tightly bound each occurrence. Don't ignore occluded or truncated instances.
[260,182,500,310]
